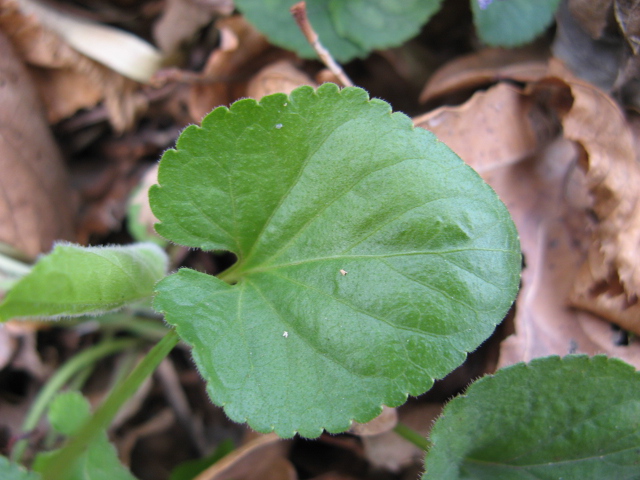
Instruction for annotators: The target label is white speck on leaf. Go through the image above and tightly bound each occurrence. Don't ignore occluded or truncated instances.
[340,269,347,276]
[283,331,288,338]
[275,123,283,129]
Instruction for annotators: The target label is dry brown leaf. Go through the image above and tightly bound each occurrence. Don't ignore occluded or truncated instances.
[348,406,397,437]
[414,79,640,369]
[153,0,234,54]
[418,47,549,104]
[194,433,295,480]
[0,0,144,131]
[0,30,75,259]
[188,16,271,122]
[568,0,613,39]
[540,61,640,333]
[246,60,317,100]
[415,83,544,170]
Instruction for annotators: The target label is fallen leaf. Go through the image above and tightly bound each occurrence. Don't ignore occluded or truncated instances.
[418,46,549,104]
[0,29,76,259]
[153,0,234,54]
[0,0,146,131]
[194,433,294,480]
[542,60,640,334]
[246,60,317,100]
[415,83,545,170]
[187,16,272,121]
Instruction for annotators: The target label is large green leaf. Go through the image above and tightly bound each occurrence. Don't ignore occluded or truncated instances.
[33,392,136,480]
[0,456,40,480]
[0,243,168,321]
[151,83,521,438]
[234,0,443,62]
[424,355,640,479]
[471,0,561,47]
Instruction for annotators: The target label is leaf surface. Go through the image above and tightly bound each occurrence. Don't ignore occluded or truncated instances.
[233,0,442,62]
[151,83,521,437]
[0,243,168,321]
[471,0,561,47]
[424,355,640,479]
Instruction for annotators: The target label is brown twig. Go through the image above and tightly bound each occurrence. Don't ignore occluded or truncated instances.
[290,1,354,87]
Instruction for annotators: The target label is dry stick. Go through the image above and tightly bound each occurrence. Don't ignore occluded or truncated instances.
[290,1,354,87]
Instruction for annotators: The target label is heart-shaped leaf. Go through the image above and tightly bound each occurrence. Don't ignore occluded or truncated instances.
[151,83,521,437]
[424,355,640,479]
[234,0,443,62]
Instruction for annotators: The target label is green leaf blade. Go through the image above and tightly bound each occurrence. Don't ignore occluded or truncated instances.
[233,0,443,62]
[152,83,521,437]
[424,355,640,480]
[471,0,561,47]
[0,243,168,321]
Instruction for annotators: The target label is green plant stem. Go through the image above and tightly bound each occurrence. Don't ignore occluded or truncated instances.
[393,422,432,451]
[41,329,180,480]
[11,337,138,463]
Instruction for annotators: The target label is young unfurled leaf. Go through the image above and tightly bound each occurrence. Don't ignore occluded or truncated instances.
[151,83,521,437]
[32,391,136,480]
[234,0,443,62]
[0,456,40,480]
[424,355,640,479]
[0,243,168,321]
[471,0,561,47]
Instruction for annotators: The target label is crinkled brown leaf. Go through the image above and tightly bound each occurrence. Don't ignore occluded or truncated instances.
[0,30,75,259]
[541,61,640,334]
[419,47,549,104]
[0,0,143,131]
[153,0,234,54]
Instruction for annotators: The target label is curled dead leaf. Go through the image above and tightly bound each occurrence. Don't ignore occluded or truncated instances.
[0,0,147,131]
[418,47,549,105]
[541,60,640,334]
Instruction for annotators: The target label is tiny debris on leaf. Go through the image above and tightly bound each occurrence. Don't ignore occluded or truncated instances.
[340,269,347,276]
[283,331,288,338]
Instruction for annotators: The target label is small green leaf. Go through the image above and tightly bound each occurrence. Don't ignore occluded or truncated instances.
[33,391,136,480]
[151,84,521,437]
[0,456,40,480]
[471,0,561,47]
[234,0,443,62]
[0,243,168,321]
[424,355,640,479]
[168,439,234,480]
